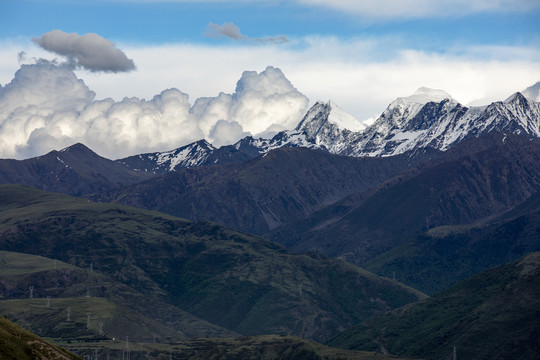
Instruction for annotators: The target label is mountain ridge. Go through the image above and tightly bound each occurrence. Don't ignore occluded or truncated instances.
[111,87,540,173]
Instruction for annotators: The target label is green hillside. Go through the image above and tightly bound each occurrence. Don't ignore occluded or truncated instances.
[328,252,540,360]
[0,314,81,360]
[61,334,418,360]
[0,185,425,342]
[0,250,234,340]
[364,190,540,294]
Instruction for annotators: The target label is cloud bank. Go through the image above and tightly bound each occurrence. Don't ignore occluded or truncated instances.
[0,63,307,159]
[32,30,136,73]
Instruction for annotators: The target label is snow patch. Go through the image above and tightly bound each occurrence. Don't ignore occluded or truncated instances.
[327,101,366,132]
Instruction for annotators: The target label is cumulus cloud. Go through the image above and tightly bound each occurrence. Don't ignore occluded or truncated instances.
[192,66,308,140]
[0,63,307,159]
[32,30,136,73]
[205,22,289,44]
[209,120,250,147]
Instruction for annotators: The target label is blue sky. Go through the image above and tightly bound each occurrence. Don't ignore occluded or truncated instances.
[0,0,540,159]
[2,0,539,49]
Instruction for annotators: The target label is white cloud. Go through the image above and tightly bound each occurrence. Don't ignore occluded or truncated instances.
[32,30,136,73]
[94,38,540,121]
[0,62,307,159]
[209,120,250,147]
[190,65,308,142]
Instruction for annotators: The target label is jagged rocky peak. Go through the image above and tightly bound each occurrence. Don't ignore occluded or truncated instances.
[504,91,529,105]
[296,100,366,133]
[379,87,458,126]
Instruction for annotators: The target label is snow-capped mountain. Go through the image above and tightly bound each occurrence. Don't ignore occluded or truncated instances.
[116,87,540,171]
[118,140,217,173]
[346,90,540,157]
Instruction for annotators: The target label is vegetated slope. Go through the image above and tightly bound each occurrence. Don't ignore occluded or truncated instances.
[61,334,417,360]
[0,143,154,197]
[142,334,417,360]
[0,314,80,360]
[364,189,540,295]
[0,185,425,342]
[99,147,428,235]
[269,133,540,264]
[0,251,234,341]
[328,252,540,360]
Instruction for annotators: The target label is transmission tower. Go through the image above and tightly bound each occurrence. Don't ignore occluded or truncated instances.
[122,336,130,360]
[99,322,103,335]
[46,296,50,308]
[29,286,34,299]
[67,307,71,321]
[86,312,91,330]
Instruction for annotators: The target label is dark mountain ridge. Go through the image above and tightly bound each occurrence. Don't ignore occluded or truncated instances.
[0,143,154,196]
[268,132,540,263]
[96,147,431,235]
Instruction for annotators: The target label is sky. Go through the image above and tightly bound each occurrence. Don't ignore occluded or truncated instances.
[0,0,539,159]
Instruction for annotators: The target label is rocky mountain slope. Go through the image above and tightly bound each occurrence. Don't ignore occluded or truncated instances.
[99,147,427,235]
[268,132,540,264]
[114,88,540,172]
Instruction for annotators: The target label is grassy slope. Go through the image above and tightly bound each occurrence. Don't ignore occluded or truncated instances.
[0,314,81,360]
[0,250,234,340]
[61,334,418,360]
[328,252,540,360]
[0,185,425,342]
[0,252,417,359]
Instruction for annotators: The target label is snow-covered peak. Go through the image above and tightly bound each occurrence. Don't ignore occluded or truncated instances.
[376,87,457,128]
[296,100,365,133]
[504,92,528,104]
[403,87,455,105]
[327,100,366,132]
